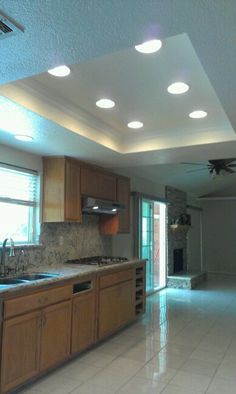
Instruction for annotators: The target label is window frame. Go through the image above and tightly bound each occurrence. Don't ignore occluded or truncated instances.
[0,162,40,246]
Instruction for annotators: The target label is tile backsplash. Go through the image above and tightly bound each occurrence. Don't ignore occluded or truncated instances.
[4,215,112,273]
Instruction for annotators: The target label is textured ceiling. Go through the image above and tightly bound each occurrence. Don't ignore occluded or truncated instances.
[1,1,236,197]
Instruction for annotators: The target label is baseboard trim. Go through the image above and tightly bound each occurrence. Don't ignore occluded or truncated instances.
[207,271,236,276]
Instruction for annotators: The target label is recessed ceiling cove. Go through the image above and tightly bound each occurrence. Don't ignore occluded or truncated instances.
[0,33,235,156]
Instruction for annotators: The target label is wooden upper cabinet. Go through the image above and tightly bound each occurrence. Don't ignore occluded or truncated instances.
[81,166,116,201]
[65,159,81,221]
[116,176,130,233]
[99,175,130,235]
[43,157,81,222]
[42,156,129,228]
[80,167,99,198]
[99,172,116,200]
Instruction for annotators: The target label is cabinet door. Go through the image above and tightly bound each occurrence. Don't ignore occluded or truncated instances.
[81,167,116,200]
[99,172,116,200]
[43,157,65,222]
[81,167,99,198]
[117,176,130,233]
[65,159,81,221]
[1,311,41,393]
[71,292,96,354]
[40,301,71,371]
[98,280,135,339]
[98,285,120,339]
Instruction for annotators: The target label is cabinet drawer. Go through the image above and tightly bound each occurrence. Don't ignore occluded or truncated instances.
[99,269,134,289]
[4,285,72,319]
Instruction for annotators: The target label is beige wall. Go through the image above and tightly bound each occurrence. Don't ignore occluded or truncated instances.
[201,200,236,274]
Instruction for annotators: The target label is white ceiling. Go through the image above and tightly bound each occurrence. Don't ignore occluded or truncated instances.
[1,1,236,197]
[30,33,233,144]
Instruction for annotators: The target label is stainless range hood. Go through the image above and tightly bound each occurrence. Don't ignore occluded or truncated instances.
[82,197,125,215]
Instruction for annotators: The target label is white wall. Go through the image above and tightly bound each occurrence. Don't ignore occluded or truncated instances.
[202,200,236,274]
[0,144,42,172]
[112,169,166,258]
[187,208,202,272]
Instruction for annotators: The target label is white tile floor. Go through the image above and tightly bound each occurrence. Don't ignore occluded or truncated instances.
[19,275,236,394]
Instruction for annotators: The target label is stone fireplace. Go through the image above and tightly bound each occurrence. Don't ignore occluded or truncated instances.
[165,186,206,289]
[165,186,187,276]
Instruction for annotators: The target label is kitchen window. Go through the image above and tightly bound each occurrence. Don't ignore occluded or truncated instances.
[0,163,40,245]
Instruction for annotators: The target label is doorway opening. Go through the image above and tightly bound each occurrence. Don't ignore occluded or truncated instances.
[139,199,167,294]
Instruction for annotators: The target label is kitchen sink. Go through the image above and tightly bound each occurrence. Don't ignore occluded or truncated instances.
[17,273,60,281]
[0,273,60,286]
[0,278,26,285]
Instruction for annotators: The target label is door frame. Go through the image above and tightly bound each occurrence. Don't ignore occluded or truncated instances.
[133,192,167,294]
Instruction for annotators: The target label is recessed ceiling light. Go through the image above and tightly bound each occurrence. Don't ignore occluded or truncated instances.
[96,99,115,109]
[127,121,143,129]
[189,110,208,119]
[92,206,99,210]
[48,65,71,77]
[167,82,190,94]
[14,135,34,142]
[135,39,162,54]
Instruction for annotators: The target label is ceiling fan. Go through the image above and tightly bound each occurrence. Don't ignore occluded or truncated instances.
[182,158,236,176]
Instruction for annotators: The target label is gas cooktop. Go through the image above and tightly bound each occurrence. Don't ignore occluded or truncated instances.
[65,256,129,266]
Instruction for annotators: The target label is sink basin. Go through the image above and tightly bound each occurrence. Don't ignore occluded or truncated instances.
[0,273,60,287]
[0,278,25,285]
[16,273,60,281]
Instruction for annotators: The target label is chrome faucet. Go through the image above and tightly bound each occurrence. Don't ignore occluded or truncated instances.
[1,238,15,277]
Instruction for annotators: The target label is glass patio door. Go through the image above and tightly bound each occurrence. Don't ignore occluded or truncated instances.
[139,198,166,293]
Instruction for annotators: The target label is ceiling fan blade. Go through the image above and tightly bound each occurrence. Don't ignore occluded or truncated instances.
[181,162,207,166]
[224,167,235,174]
[209,158,236,165]
[222,158,236,165]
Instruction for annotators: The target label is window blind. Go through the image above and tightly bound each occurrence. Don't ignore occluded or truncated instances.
[0,164,38,207]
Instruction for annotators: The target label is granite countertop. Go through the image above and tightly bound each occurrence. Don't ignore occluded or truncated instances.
[0,258,145,297]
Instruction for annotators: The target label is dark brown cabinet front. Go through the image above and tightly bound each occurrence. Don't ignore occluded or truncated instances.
[116,176,130,233]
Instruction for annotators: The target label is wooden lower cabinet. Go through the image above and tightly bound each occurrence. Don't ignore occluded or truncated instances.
[98,279,135,339]
[71,292,96,354]
[1,311,41,393]
[40,300,72,371]
[1,300,71,393]
[0,265,144,393]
